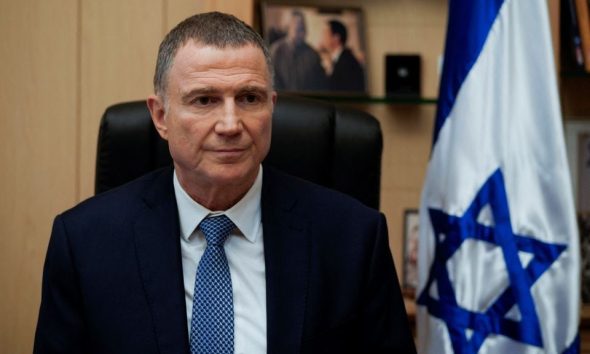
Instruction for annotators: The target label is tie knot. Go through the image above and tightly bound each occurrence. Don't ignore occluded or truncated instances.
[198,215,235,246]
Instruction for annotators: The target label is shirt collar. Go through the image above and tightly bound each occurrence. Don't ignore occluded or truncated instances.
[332,46,344,63]
[173,165,263,244]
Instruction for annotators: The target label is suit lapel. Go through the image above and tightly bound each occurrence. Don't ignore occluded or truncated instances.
[262,168,311,353]
[133,168,190,354]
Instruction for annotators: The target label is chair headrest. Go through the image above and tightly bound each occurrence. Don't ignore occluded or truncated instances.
[96,95,382,209]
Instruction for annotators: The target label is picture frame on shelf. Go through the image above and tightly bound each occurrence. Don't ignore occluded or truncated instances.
[402,209,420,297]
[260,3,367,95]
[565,120,590,212]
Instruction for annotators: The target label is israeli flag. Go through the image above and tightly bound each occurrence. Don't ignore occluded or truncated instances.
[417,0,581,353]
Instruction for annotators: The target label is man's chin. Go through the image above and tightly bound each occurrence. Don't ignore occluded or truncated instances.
[205,165,259,188]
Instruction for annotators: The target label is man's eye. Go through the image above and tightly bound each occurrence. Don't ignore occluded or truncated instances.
[193,96,214,105]
[240,94,261,104]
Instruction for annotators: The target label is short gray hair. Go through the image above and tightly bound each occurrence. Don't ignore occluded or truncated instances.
[153,12,274,96]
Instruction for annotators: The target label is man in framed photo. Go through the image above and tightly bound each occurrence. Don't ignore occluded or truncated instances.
[270,10,327,91]
[320,19,366,93]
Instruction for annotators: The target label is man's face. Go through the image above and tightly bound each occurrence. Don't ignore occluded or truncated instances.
[321,25,339,52]
[149,42,276,193]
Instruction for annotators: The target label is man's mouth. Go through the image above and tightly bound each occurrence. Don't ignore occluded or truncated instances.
[209,147,248,160]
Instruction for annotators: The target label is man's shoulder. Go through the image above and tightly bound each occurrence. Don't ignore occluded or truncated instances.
[339,49,361,66]
[60,167,172,222]
[269,38,287,55]
[300,42,321,59]
[341,48,355,58]
[262,167,379,219]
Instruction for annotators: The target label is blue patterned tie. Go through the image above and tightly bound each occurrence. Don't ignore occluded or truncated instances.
[190,215,235,354]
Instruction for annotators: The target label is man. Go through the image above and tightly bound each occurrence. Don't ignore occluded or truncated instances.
[34,12,415,354]
[320,20,366,93]
[270,10,327,91]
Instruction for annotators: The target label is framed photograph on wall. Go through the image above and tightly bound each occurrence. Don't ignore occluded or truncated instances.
[402,209,420,297]
[565,120,590,213]
[260,3,367,94]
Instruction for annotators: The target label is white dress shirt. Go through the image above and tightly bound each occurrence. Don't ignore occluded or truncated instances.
[331,46,343,64]
[173,166,266,354]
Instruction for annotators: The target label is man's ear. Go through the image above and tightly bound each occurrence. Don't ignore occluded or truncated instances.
[147,94,168,140]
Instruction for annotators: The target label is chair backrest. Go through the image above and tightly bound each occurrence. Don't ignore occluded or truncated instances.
[95,94,382,209]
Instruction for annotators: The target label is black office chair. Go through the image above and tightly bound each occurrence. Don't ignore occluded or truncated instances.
[95,95,382,209]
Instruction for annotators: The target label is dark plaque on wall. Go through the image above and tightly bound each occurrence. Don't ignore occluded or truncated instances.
[385,54,421,98]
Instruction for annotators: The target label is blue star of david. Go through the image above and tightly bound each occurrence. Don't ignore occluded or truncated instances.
[417,168,567,353]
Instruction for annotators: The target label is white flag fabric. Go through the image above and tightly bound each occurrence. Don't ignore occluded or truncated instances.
[417,0,580,353]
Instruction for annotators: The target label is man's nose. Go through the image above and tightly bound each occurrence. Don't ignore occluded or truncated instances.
[215,100,242,135]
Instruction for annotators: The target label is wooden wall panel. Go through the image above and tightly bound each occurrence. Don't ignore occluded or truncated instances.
[166,0,254,31]
[364,104,436,274]
[78,0,163,200]
[0,1,78,352]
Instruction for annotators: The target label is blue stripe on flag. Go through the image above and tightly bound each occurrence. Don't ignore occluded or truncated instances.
[432,0,505,146]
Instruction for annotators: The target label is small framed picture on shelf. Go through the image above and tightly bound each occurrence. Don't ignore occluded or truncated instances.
[260,3,367,95]
[402,209,420,297]
[565,120,590,213]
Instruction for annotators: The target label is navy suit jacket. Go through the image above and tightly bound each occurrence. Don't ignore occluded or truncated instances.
[34,167,415,353]
[329,48,365,93]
